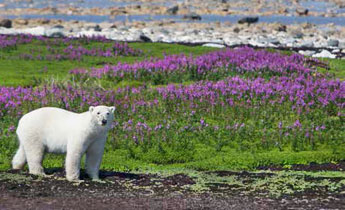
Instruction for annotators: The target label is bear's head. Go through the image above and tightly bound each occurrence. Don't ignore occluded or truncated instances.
[89,105,115,128]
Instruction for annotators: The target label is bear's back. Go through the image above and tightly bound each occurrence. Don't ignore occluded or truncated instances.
[18,107,83,135]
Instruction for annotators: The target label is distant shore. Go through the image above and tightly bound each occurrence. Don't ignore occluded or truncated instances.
[1,0,344,17]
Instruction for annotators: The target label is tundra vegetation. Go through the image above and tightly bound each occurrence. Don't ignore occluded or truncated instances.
[0,34,344,197]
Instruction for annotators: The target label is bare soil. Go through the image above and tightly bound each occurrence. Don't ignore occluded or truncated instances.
[1,163,345,210]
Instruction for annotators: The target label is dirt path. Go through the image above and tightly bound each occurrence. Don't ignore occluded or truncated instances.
[1,169,345,209]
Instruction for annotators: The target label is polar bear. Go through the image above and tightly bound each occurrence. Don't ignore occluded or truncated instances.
[12,105,115,181]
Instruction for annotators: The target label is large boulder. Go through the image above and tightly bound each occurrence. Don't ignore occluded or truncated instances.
[0,19,12,28]
[45,25,65,37]
[327,39,339,47]
[139,34,152,42]
[312,50,336,59]
[21,26,45,36]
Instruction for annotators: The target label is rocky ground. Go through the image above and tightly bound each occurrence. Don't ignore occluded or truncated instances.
[2,163,345,209]
[1,17,345,59]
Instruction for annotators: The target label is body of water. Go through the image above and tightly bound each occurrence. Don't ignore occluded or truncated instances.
[4,13,345,26]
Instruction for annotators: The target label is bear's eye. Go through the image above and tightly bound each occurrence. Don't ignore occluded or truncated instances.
[97,112,100,115]
[107,112,110,115]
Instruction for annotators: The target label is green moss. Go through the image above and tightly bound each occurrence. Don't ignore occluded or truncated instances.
[0,172,33,183]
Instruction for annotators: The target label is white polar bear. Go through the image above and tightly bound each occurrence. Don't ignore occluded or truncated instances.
[12,105,115,181]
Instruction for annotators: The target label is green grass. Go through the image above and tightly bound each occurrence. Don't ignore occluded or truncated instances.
[0,40,345,177]
[0,42,216,87]
[318,58,345,79]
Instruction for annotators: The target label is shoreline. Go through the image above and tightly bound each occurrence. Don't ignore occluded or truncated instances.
[1,18,345,59]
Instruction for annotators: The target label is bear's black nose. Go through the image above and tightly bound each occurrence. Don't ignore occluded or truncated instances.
[102,119,107,125]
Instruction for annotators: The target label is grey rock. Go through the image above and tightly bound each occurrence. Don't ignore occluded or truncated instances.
[327,39,339,47]
[274,23,287,32]
[238,16,259,24]
[160,29,170,35]
[293,32,304,39]
[183,13,202,21]
[86,25,102,32]
[45,25,65,37]
[300,41,314,48]
[0,19,12,28]
[139,34,152,42]
[233,27,240,33]
[338,42,345,49]
[298,50,315,57]
[267,38,280,45]
[167,5,179,15]
[257,38,279,45]
[95,25,102,32]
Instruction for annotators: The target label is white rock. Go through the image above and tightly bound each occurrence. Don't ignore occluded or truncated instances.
[202,43,226,48]
[298,50,315,57]
[248,40,267,47]
[0,27,17,34]
[20,26,45,36]
[45,27,65,37]
[76,30,102,37]
[312,50,336,59]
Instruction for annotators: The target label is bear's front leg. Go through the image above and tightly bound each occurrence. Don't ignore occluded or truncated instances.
[66,143,84,181]
[85,139,106,181]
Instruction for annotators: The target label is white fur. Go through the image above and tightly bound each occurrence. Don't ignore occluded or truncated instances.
[12,105,115,181]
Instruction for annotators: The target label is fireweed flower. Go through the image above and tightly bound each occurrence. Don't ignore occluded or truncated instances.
[294,120,302,128]
[79,46,314,82]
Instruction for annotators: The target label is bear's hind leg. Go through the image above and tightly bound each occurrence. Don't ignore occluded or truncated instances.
[12,144,26,170]
[25,142,46,175]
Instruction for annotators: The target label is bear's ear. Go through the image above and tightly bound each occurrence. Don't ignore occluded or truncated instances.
[89,106,95,113]
[109,106,116,113]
